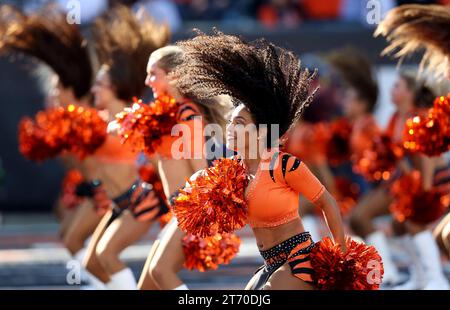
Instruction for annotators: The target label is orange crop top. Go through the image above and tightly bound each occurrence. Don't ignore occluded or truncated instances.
[156,101,206,159]
[246,149,325,228]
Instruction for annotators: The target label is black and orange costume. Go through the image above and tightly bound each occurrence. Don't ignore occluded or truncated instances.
[171,31,385,289]
[245,149,325,288]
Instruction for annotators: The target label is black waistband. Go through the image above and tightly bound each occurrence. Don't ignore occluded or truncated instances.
[259,232,314,270]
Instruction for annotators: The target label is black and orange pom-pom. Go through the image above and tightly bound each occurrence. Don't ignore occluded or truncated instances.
[182,233,241,272]
[311,237,384,290]
[390,171,449,225]
[114,96,178,155]
[174,157,249,237]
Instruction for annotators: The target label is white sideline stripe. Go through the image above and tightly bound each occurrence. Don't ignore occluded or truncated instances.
[0,237,261,265]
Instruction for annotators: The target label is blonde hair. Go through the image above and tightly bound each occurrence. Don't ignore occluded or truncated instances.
[149,45,184,73]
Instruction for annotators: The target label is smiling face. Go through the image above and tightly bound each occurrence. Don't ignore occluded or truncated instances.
[226,104,267,158]
[145,58,171,98]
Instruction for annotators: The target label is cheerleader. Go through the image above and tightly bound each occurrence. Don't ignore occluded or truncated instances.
[326,47,380,158]
[0,5,93,231]
[326,48,408,286]
[0,5,106,286]
[375,4,450,289]
[349,70,448,289]
[171,31,346,290]
[136,45,230,290]
[80,5,171,290]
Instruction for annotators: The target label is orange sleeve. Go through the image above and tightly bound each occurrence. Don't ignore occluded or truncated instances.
[270,151,325,203]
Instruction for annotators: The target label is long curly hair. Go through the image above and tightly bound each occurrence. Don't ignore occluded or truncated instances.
[327,47,378,112]
[375,4,450,80]
[92,4,170,102]
[174,30,318,146]
[0,4,92,99]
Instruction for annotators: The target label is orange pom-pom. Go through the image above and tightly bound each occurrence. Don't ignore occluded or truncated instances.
[403,94,450,156]
[18,117,61,161]
[115,96,178,155]
[390,171,449,224]
[64,105,108,159]
[433,94,450,139]
[182,233,241,272]
[353,134,403,182]
[18,106,107,161]
[60,169,84,209]
[403,114,448,157]
[173,157,249,237]
[326,118,352,166]
[311,237,384,290]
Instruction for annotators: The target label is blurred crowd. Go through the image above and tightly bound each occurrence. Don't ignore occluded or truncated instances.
[4,0,450,32]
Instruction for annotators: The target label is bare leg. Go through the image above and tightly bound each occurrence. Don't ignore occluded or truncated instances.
[434,213,450,257]
[148,220,186,289]
[58,204,77,240]
[349,187,393,238]
[137,239,161,290]
[96,211,154,274]
[62,200,101,255]
[83,210,114,283]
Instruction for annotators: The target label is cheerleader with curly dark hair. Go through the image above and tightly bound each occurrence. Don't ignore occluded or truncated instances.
[375,4,450,289]
[169,31,346,290]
